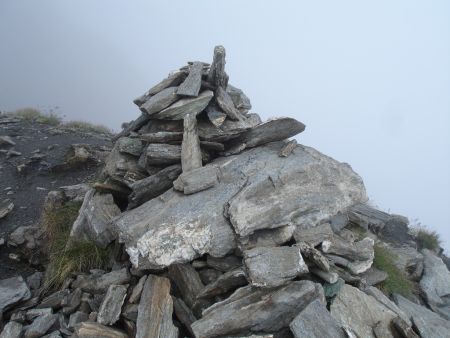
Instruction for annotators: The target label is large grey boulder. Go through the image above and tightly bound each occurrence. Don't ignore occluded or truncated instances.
[113,142,366,269]
[191,280,323,338]
[420,249,450,306]
[0,276,31,313]
[243,246,308,288]
[289,299,346,338]
[330,284,397,338]
[394,294,450,338]
[69,189,121,248]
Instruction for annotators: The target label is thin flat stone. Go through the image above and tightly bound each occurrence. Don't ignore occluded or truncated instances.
[140,86,179,115]
[153,90,214,120]
[177,62,204,97]
[97,284,127,325]
[215,86,244,121]
[140,143,181,166]
[173,165,218,195]
[134,71,186,106]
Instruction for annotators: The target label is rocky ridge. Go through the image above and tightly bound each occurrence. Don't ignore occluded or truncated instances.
[1,46,450,337]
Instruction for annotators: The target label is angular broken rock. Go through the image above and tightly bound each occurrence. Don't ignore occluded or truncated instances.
[215,86,244,121]
[177,61,204,97]
[136,275,178,338]
[297,242,330,272]
[322,237,374,262]
[394,294,450,338]
[206,103,227,127]
[0,201,14,219]
[69,189,121,248]
[227,84,252,114]
[134,71,186,106]
[0,321,23,338]
[97,284,127,325]
[127,164,182,209]
[191,280,322,338]
[168,264,204,310]
[311,268,338,283]
[330,284,397,338]
[197,267,247,299]
[173,297,197,337]
[153,90,213,120]
[71,268,130,294]
[138,131,183,143]
[278,139,297,157]
[74,322,128,338]
[173,165,218,195]
[113,142,366,270]
[115,137,143,157]
[140,86,179,115]
[0,276,31,313]
[419,249,450,306]
[243,246,308,288]
[294,223,334,247]
[139,143,181,166]
[206,255,242,272]
[290,299,346,338]
[238,225,295,251]
[24,314,57,338]
[181,113,202,172]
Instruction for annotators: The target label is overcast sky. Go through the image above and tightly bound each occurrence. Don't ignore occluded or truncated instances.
[1,1,449,250]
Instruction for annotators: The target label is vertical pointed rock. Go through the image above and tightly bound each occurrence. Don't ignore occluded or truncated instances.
[177,62,204,97]
[208,45,228,88]
[215,87,244,121]
[181,113,202,173]
[136,275,178,338]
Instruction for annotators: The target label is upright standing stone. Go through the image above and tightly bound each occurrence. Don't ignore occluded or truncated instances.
[181,113,202,173]
[136,275,178,338]
[97,285,127,325]
[208,45,228,88]
[177,62,204,97]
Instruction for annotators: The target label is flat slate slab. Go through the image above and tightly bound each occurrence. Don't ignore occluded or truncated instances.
[153,90,213,120]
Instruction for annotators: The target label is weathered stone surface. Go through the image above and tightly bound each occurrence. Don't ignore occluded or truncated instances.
[290,299,345,338]
[168,264,205,310]
[116,137,143,157]
[191,280,322,338]
[74,322,128,338]
[311,268,338,283]
[136,275,178,338]
[208,45,228,88]
[322,237,374,262]
[59,183,90,203]
[420,249,450,306]
[327,254,373,275]
[323,278,345,299]
[199,269,223,285]
[181,113,202,172]
[173,297,197,337]
[278,139,297,157]
[206,255,242,272]
[0,201,14,219]
[114,142,366,269]
[0,276,31,313]
[386,244,424,280]
[102,143,144,183]
[134,71,186,106]
[243,246,308,288]
[128,275,147,304]
[24,314,57,338]
[297,242,330,271]
[37,290,70,309]
[153,90,213,120]
[71,268,130,294]
[138,131,183,143]
[392,316,420,338]
[41,331,62,338]
[394,294,450,338]
[216,87,244,121]
[140,86,179,115]
[347,203,392,232]
[330,284,397,338]
[68,311,88,329]
[70,189,120,247]
[139,143,181,166]
[26,308,53,321]
[127,164,182,209]
[198,267,247,299]
[177,62,204,97]
[360,267,388,286]
[113,113,151,141]
[97,285,127,325]
[173,165,218,194]
[206,103,227,127]
[61,288,82,315]
[294,223,334,247]
[364,286,411,326]
[238,225,295,251]
[0,135,15,146]
[227,84,252,114]
[0,321,23,338]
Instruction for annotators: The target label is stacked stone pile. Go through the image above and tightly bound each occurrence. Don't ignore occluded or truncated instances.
[2,46,450,338]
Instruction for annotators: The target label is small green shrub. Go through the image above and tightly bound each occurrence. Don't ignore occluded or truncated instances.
[42,201,112,290]
[63,120,112,135]
[373,244,413,297]
[10,107,62,126]
[416,228,441,251]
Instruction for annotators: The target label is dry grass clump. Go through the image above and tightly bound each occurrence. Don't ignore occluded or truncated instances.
[415,228,441,251]
[63,120,112,135]
[373,244,413,298]
[9,107,62,126]
[41,201,112,290]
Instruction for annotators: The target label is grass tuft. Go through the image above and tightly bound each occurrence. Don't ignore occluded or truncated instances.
[41,201,112,290]
[63,120,112,135]
[373,244,413,298]
[9,107,62,126]
[415,228,441,251]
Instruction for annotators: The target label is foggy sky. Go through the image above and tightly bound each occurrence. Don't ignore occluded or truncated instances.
[1,1,449,250]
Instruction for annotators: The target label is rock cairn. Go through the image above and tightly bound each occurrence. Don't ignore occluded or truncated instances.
[2,46,450,338]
